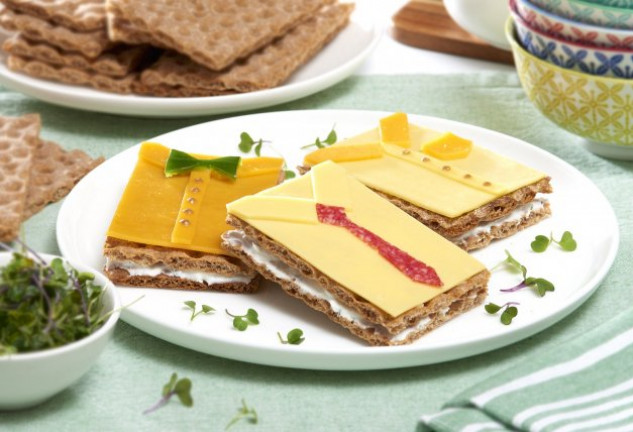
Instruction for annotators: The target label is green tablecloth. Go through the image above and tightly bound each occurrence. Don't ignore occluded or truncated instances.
[2,72,631,431]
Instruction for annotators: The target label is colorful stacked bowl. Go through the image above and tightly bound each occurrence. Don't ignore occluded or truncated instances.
[508,0,633,158]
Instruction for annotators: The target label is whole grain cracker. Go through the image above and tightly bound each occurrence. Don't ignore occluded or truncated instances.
[0,0,106,32]
[105,0,335,71]
[221,217,490,346]
[0,8,111,58]
[3,34,156,77]
[24,139,104,217]
[139,3,354,95]
[0,114,40,242]
[7,54,137,93]
[103,236,260,293]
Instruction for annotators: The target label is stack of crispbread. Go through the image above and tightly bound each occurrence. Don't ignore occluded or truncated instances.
[0,0,355,97]
[0,0,158,93]
[0,113,103,242]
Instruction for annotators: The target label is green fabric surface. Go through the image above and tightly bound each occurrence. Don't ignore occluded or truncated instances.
[1,72,631,431]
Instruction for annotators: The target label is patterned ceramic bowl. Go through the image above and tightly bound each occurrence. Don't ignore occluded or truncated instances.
[590,0,633,8]
[513,0,633,48]
[512,8,633,78]
[507,18,633,158]
[530,0,633,28]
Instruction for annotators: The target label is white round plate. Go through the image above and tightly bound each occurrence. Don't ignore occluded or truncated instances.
[56,110,619,370]
[0,6,380,118]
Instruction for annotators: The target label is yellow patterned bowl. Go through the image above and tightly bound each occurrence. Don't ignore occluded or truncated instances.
[506,17,633,159]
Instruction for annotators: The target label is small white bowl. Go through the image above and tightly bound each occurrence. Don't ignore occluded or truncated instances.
[0,252,120,410]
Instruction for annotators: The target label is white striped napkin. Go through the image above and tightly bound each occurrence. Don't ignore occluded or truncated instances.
[419,310,633,432]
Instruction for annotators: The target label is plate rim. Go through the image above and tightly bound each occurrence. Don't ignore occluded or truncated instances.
[0,10,381,118]
[56,109,620,370]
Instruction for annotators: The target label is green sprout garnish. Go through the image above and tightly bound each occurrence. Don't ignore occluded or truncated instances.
[277,328,304,345]
[183,300,215,321]
[498,250,555,297]
[301,126,337,149]
[0,247,106,355]
[164,149,241,178]
[238,132,268,156]
[143,372,193,415]
[226,399,258,430]
[485,302,519,325]
[226,308,259,331]
[531,231,577,253]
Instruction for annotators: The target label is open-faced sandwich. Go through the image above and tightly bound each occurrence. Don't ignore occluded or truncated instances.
[103,142,283,293]
[302,113,552,250]
[222,161,490,345]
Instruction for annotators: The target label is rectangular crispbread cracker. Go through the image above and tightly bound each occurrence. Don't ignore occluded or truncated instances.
[138,3,354,95]
[221,216,489,346]
[105,0,335,71]
[0,0,106,32]
[24,139,103,218]
[0,8,111,58]
[7,54,137,93]
[3,34,156,77]
[375,179,553,251]
[0,114,40,242]
[103,237,260,293]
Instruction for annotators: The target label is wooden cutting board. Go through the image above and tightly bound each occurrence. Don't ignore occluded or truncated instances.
[392,0,514,64]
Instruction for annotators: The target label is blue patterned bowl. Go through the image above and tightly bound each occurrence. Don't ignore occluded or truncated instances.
[530,0,633,28]
[512,8,633,78]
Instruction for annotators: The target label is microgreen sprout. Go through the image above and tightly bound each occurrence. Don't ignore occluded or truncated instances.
[143,372,193,415]
[531,231,577,253]
[183,300,215,321]
[225,308,259,331]
[277,328,304,345]
[226,399,258,430]
[301,126,337,149]
[485,302,519,325]
[238,132,269,156]
[497,250,555,297]
[0,246,106,354]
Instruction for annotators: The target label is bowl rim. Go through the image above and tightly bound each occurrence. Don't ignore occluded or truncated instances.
[506,16,633,83]
[515,0,633,35]
[0,251,121,361]
[511,5,633,53]
[532,0,633,13]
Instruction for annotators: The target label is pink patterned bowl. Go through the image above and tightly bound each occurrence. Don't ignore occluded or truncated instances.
[513,0,633,48]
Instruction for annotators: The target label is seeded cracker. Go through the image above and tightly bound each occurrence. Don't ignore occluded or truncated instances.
[0,114,40,242]
[24,139,104,218]
[105,0,335,71]
[0,8,111,58]
[137,3,354,96]
[3,34,154,77]
[0,0,106,32]
[7,54,137,93]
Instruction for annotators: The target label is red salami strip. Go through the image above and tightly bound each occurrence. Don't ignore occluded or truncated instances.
[316,204,442,286]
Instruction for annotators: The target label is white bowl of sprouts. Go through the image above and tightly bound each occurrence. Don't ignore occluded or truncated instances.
[0,248,120,410]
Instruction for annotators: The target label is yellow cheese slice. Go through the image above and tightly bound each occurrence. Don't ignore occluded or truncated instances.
[311,161,352,210]
[303,143,383,166]
[422,132,472,160]
[227,196,318,224]
[383,144,508,195]
[316,115,547,218]
[107,143,283,254]
[227,161,486,318]
[171,169,212,244]
[379,112,411,148]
